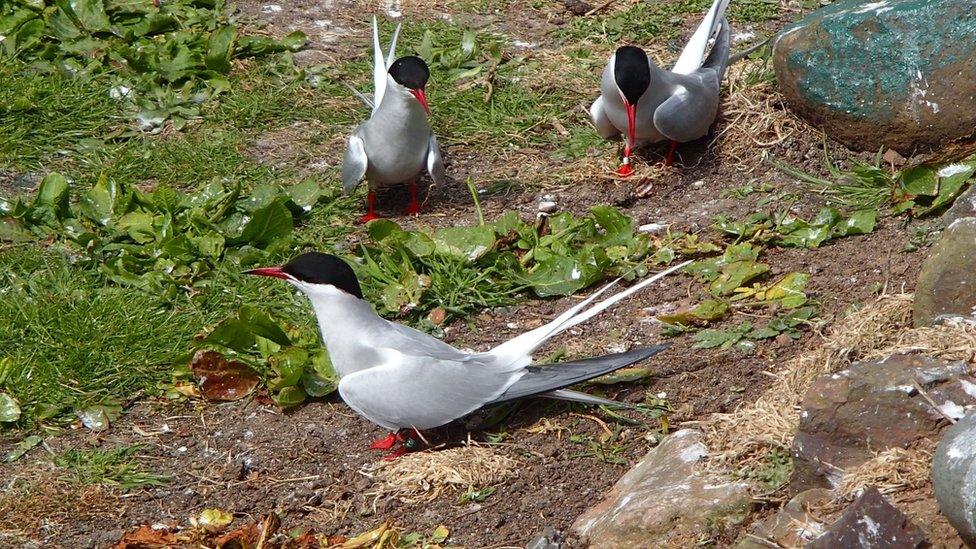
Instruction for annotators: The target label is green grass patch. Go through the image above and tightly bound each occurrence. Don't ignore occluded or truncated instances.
[54,445,169,490]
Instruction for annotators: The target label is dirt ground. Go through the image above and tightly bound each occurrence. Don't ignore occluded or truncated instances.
[0,1,946,548]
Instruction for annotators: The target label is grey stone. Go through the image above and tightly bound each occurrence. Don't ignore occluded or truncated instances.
[735,488,831,548]
[572,429,753,548]
[932,410,976,545]
[525,527,562,549]
[807,487,925,548]
[792,354,973,491]
[941,187,976,227]
[914,217,976,327]
[772,0,976,154]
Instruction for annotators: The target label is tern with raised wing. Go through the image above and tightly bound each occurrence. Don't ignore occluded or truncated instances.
[590,0,731,176]
[246,253,689,459]
[342,17,446,222]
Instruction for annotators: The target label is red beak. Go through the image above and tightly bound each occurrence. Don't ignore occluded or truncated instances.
[410,88,430,115]
[625,102,637,151]
[244,266,290,280]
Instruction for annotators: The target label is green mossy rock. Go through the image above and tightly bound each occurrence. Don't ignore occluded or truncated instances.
[773,0,976,154]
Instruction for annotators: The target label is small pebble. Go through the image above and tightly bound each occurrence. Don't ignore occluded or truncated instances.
[261,4,282,12]
[538,200,557,213]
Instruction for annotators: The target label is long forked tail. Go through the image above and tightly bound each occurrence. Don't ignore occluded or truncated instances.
[488,261,691,367]
[490,344,669,405]
[671,0,732,75]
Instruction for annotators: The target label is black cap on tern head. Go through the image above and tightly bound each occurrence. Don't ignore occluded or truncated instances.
[613,46,651,106]
[389,55,430,90]
[282,252,363,298]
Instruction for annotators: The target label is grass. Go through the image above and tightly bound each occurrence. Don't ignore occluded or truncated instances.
[54,445,170,491]
[0,245,323,424]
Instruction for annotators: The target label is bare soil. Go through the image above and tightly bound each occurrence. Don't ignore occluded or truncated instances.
[0,1,948,548]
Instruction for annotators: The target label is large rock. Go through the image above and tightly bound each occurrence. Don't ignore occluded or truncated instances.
[793,354,972,491]
[806,487,926,548]
[932,410,976,545]
[735,488,831,548]
[572,429,753,548]
[915,218,976,327]
[772,0,976,154]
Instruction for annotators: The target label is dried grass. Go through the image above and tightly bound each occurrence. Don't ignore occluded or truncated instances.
[704,294,915,467]
[361,445,519,502]
[712,58,808,172]
[0,474,120,539]
[834,442,935,503]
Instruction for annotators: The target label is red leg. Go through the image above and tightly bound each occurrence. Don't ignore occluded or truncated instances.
[616,144,634,177]
[359,190,381,224]
[369,432,398,450]
[663,140,678,167]
[403,181,422,216]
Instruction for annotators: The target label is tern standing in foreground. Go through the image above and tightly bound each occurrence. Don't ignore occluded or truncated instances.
[342,17,446,223]
[246,253,689,459]
[590,0,732,177]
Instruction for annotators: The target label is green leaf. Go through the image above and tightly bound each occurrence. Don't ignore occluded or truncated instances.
[62,0,111,33]
[300,371,337,397]
[710,261,769,296]
[205,24,236,73]
[432,225,496,261]
[658,299,729,325]
[77,174,119,226]
[273,386,307,408]
[75,403,121,431]
[203,318,256,352]
[151,184,183,214]
[4,435,42,463]
[33,172,70,220]
[900,166,938,196]
[0,393,22,423]
[269,347,307,390]
[281,30,307,50]
[831,210,875,237]
[528,248,608,297]
[285,180,323,213]
[693,323,753,349]
[763,272,809,308]
[234,200,293,247]
[591,205,634,246]
[239,306,290,346]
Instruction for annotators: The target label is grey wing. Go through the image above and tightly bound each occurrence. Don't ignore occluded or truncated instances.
[338,351,521,430]
[341,133,368,194]
[653,71,721,143]
[385,320,474,362]
[589,95,620,139]
[426,133,446,186]
[702,17,731,81]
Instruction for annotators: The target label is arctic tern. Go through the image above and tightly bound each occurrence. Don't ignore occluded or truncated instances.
[246,252,689,459]
[590,0,732,177]
[342,17,446,223]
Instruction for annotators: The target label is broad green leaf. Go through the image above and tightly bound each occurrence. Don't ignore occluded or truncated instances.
[77,174,119,226]
[151,184,183,214]
[899,166,938,196]
[831,210,875,237]
[203,318,256,352]
[63,0,111,33]
[269,347,307,390]
[528,248,608,297]
[33,173,70,220]
[300,371,337,397]
[0,393,22,422]
[763,272,809,308]
[273,385,307,408]
[591,205,634,246]
[658,299,728,325]
[205,24,236,73]
[239,306,290,346]
[432,225,495,261]
[710,261,769,296]
[235,200,293,247]
[693,323,753,349]
[281,30,306,50]
[285,180,323,213]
